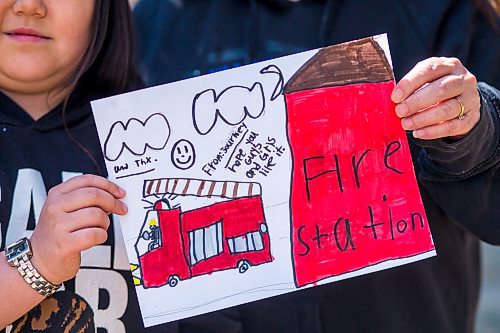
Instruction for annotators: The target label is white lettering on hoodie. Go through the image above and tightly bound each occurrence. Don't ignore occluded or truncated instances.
[2,168,130,332]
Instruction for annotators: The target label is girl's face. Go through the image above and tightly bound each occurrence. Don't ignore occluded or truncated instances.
[0,0,95,96]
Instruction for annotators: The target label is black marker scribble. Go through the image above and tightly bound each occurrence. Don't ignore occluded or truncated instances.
[260,64,284,101]
[115,168,156,180]
[192,83,265,135]
[104,113,171,162]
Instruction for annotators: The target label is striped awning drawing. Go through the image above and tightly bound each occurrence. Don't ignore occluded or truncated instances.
[143,178,262,199]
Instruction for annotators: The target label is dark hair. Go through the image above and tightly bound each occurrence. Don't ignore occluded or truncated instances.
[487,0,500,14]
[476,0,500,28]
[66,0,143,101]
[61,0,143,172]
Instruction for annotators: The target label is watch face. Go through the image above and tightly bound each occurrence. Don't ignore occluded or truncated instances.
[6,238,31,261]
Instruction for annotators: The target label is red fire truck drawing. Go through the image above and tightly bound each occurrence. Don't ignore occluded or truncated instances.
[135,178,273,288]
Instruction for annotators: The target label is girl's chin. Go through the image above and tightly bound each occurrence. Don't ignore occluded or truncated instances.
[0,69,69,93]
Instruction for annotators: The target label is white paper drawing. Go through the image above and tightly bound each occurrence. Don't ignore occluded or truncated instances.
[91,34,435,328]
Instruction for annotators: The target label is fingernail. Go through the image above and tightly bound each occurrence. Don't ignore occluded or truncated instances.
[392,88,404,103]
[401,118,412,130]
[121,202,128,213]
[118,187,126,196]
[412,130,423,139]
[395,103,409,117]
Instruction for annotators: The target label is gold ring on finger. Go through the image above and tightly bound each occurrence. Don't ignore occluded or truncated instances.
[455,97,465,120]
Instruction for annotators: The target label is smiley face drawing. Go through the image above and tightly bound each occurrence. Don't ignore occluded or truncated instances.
[171,139,196,170]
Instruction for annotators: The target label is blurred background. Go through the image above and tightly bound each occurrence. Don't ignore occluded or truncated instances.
[476,244,500,332]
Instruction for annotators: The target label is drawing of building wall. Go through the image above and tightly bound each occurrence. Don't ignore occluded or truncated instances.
[284,37,434,287]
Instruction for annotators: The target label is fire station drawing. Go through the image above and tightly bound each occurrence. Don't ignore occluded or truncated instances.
[283,36,434,288]
[91,34,436,327]
[135,178,272,288]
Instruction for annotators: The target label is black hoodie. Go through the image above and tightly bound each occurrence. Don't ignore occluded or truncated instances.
[0,92,154,333]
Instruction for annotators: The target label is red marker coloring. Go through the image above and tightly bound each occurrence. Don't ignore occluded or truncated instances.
[284,37,435,288]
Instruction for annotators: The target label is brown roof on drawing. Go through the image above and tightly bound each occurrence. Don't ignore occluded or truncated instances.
[284,37,394,94]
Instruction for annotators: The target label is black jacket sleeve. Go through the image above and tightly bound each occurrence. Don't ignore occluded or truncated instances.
[415,83,500,244]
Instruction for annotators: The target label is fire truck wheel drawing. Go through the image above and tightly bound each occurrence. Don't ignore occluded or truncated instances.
[168,275,180,288]
[237,260,251,274]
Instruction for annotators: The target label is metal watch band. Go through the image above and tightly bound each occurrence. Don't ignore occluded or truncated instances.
[14,254,61,297]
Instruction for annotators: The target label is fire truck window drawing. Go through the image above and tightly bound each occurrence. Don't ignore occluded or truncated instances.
[188,220,223,265]
[228,228,266,254]
[140,217,162,251]
[135,178,273,288]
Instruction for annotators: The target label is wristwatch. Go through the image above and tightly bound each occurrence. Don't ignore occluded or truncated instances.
[5,237,61,296]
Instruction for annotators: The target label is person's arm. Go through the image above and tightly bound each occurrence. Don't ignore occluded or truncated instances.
[0,175,127,329]
[418,83,500,244]
[0,253,45,328]
[392,57,500,244]
[414,82,499,178]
